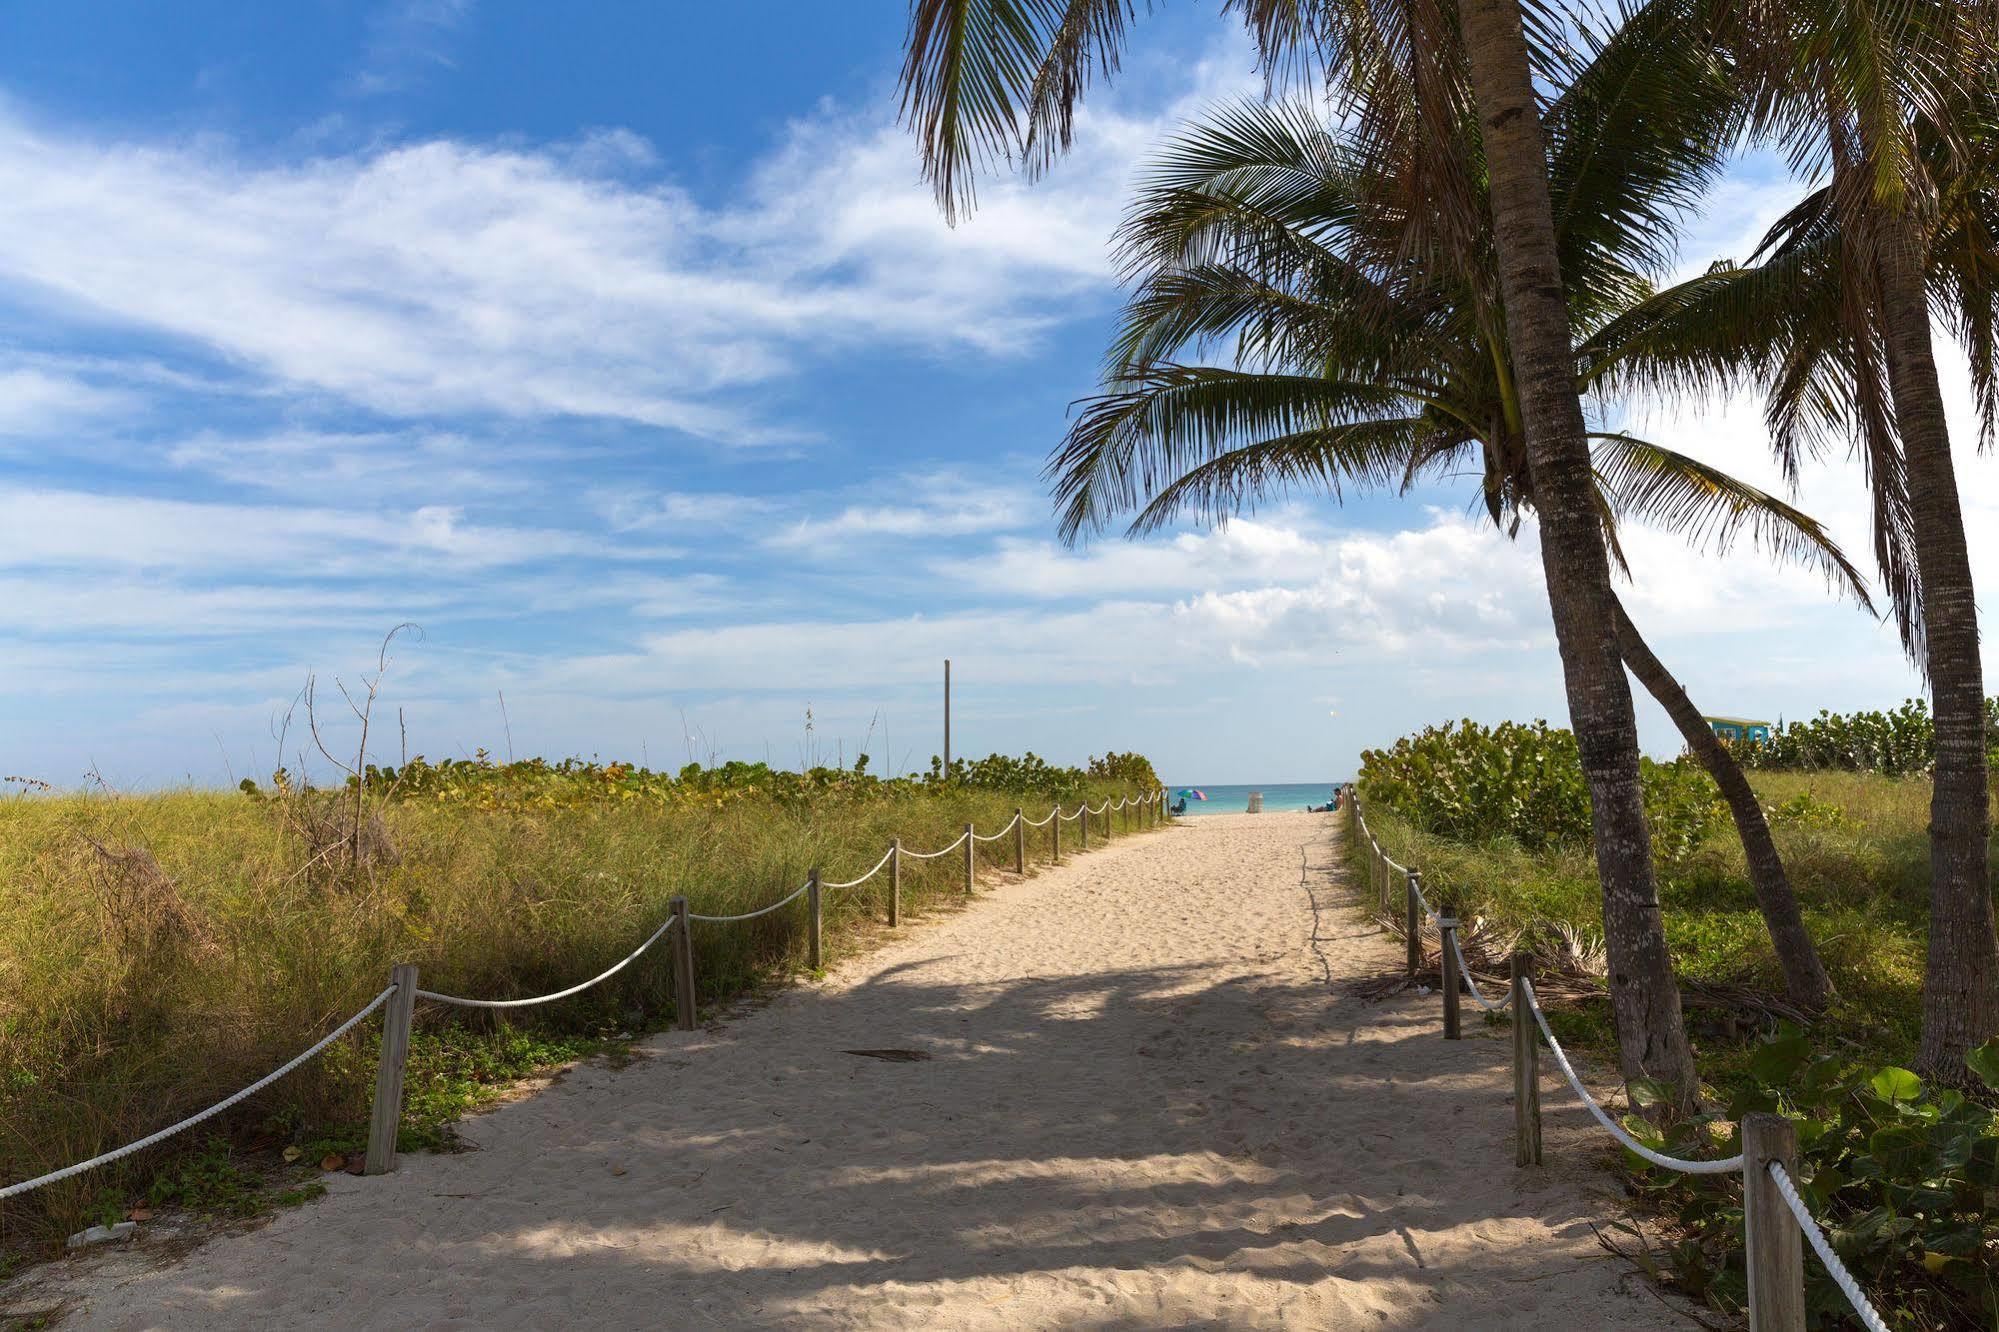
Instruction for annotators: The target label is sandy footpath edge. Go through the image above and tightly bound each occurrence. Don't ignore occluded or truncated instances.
[6,812,1679,1329]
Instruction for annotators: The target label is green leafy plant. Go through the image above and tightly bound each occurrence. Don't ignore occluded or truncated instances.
[1358,719,1725,862]
[1643,1028,1999,1326]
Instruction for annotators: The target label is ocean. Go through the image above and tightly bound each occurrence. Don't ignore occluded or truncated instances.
[1166,782,1348,815]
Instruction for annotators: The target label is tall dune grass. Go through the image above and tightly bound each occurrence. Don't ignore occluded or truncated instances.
[0,778,1148,1250]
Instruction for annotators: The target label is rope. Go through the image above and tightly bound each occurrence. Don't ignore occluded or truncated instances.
[419,914,680,1008]
[971,815,1019,843]
[690,880,812,921]
[0,986,398,1201]
[1766,1162,1893,1332]
[1521,980,1742,1175]
[1446,928,1512,1011]
[899,831,971,859]
[822,846,896,890]
[1019,809,1057,827]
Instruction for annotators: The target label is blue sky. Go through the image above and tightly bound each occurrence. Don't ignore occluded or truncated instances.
[1,1,1992,789]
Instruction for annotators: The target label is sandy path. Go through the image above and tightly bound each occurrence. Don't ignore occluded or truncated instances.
[22,812,1674,1329]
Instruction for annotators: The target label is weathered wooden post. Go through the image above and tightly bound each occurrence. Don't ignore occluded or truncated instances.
[1439,917,1462,1039]
[1052,808,1061,862]
[1405,871,1423,977]
[807,868,823,970]
[1511,953,1541,1166]
[670,896,696,1030]
[1013,807,1026,874]
[1743,1114,1805,1332]
[888,840,901,927]
[1079,806,1089,850]
[365,962,419,1175]
[963,822,975,893]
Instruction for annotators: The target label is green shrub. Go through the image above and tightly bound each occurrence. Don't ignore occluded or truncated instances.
[1641,1029,1999,1327]
[1358,718,1725,861]
[1732,696,1999,776]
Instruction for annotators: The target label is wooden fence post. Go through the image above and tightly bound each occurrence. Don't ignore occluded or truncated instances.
[1405,872,1422,977]
[1052,808,1061,862]
[671,896,697,1030]
[807,869,823,969]
[888,841,901,927]
[1512,953,1541,1166]
[963,823,975,893]
[1014,807,1026,874]
[1080,806,1089,850]
[1743,1113,1806,1332]
[1439,917,1462,1039]
[364,962,419,1175]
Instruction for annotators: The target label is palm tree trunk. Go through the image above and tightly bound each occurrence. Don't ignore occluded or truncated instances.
[1456,0,1699,1112]
[1609,597,1834,1011]
[1876,204,1998,1080]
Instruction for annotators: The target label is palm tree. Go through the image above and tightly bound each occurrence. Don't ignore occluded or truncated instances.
[898,0,1705,1106]
[1052,77,1855,1010]
[1595,43,1999,1074]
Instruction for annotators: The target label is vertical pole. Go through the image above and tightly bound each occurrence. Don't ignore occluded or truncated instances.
[1014,808,1025,875]
[1512,953,1541,1166]
[1080,806,1089,850]
[963,822,975,893]
[364,963,419,1175]
[888,841,901,927]
[1405,872,1422,977]
[1440,917,1462,1039]
[942,659,951,777]
[807,869,822,970]
[671,896,696,1031]
[1052,807,1061,862]
[1743,1114,1806,1332]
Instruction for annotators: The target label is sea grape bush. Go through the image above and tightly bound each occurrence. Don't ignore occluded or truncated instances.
[1731,696,1999,776]
[243,749,1157,811]
[1357,719,1725,857]
[1639,1029,1999,1327]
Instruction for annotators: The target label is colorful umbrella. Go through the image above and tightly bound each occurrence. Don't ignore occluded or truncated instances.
[1174,788,1208,801]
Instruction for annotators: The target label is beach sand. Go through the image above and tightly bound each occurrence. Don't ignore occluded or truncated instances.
[15,811,1677,1329]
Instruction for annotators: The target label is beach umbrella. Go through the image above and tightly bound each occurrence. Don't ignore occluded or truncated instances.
[1174,788,1207,801]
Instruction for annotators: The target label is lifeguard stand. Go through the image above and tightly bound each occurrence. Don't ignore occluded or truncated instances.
[1703,716,1772,744]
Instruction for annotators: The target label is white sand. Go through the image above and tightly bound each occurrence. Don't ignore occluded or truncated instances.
[16,812,1677,1329]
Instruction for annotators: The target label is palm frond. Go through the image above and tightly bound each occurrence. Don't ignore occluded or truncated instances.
[1589,432,1877,610]
[1048,365,1418,543]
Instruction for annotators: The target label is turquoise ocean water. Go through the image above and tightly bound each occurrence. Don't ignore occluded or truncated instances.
[1166,782,1348,815]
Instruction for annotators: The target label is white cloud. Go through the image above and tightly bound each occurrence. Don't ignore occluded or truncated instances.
[0,46,1255,446]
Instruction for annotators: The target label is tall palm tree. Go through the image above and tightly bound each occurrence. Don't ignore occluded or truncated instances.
[1596,50,1999,1074]
[1053,77,1856,1010]
[898,0,1704,1105]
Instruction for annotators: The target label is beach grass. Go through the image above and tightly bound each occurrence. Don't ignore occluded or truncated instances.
[1349,770,1961,1072]
[0,778,1142,1250]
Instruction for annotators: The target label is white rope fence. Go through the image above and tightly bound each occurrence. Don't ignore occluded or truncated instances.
[0,986,398,1201]
[4,787,1169,1204]
[822,845,897,890]
[899,830,971,859]
[689,880,813,922]
[418,917,682,1009]
[1347,787,1894,1332]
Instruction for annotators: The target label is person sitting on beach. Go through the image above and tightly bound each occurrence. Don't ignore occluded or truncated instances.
[1171,798,1187,815]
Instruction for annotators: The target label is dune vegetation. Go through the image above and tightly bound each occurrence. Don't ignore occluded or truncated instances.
[0,749,1159,1258]
[1354,714,1999,1322]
